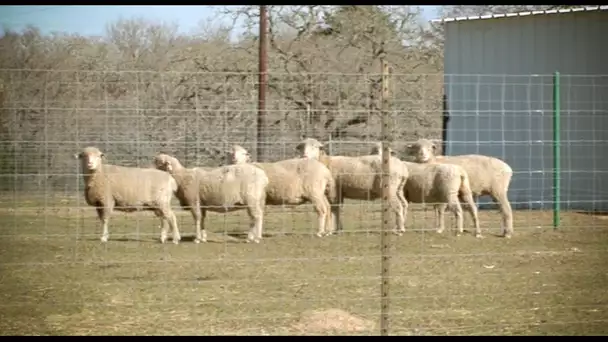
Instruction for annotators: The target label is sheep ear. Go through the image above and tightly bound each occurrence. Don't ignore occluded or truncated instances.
[73,153,81,159]
[390,150,397,156]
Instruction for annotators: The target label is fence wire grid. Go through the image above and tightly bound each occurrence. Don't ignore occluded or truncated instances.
[1,69,608,336]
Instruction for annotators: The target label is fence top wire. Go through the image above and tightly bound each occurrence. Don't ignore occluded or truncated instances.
[2,68,608,78]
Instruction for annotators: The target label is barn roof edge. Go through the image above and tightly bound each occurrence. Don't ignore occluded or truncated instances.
[431,5,608,24]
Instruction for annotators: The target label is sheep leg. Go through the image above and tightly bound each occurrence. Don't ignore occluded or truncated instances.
[246,205,263,243]
[492,192,513,238]
[396,185,408,233]
[168,211,180,244]
[158,206,180,244]
[193,206,207,244]
[158,213,169,244]
[156,212,176,243]
[312,195,331,237]
[330,196,344,234]
[96,206,111,243]
[461,192,482,238]
[448,201,464,236]
[388,193,405,235]
[435,204,447,234]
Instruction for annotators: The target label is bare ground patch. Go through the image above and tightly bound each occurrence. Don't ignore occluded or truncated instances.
[292,308,375,335]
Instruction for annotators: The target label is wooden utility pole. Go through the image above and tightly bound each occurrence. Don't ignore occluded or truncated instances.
[257,5,269,162]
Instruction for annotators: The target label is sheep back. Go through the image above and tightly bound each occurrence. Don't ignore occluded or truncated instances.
[435,155,512,197]
[253,158,333,205]
[84,164,176,210]
[403,161,465,204]
[194,164,269,210]
[328,155,406,199]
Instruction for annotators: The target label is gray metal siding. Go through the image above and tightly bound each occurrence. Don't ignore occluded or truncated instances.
[444,11,608,211]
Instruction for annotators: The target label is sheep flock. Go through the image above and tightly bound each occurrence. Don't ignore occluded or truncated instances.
[74,138,514,244]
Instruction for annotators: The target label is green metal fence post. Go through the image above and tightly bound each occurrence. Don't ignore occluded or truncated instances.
[553,71,561,228]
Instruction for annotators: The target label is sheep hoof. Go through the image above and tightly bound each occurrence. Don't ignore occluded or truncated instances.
[316,233,324,238]
[436,230,444,235]
[100,236,109,243]
[503,233,512,239]
[194,238,206,244]
[475,233,484,239]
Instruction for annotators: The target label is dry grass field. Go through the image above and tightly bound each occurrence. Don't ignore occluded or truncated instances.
[1,194,607,335]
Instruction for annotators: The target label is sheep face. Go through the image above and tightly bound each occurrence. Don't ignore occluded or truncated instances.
[74,147,104,172]
[153,154,174,173]
[407,139,437,163]
[230,145,250,164]
[295,138,324,159]
[161,161,174,172]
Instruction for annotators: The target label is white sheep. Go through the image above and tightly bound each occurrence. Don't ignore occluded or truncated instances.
[371,143,481,237]
[153,153,269,243]
[229,145,336,237]
[295,138,409,235]
[406,139,514,238]
[74,146,180,244]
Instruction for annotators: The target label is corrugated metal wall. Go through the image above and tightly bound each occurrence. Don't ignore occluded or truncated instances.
[443,10,608,211]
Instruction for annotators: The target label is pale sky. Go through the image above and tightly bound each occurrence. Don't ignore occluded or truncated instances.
[0,5,440,37]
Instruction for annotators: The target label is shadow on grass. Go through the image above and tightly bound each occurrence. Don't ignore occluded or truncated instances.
[224,232,300,239]
[83,237,152,243]
[576,211,608,217]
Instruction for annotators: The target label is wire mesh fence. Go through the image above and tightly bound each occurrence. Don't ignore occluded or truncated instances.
[1,68,608,335]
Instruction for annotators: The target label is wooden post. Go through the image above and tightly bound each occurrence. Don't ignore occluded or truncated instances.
[379,59,391,336]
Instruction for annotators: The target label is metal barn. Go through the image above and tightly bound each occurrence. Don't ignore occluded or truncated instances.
[435,6,608,211]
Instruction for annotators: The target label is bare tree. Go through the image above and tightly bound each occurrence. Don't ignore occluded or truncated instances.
[0,8,447,192]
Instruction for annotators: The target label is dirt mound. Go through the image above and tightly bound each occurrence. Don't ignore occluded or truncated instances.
[292,308,375,334]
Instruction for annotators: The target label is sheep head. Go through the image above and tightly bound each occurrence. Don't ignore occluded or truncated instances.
[230,145,251,164]
[295,138,326,160]
[74,147,104,172]
[406,139,439,163]
[154,153,179,173]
